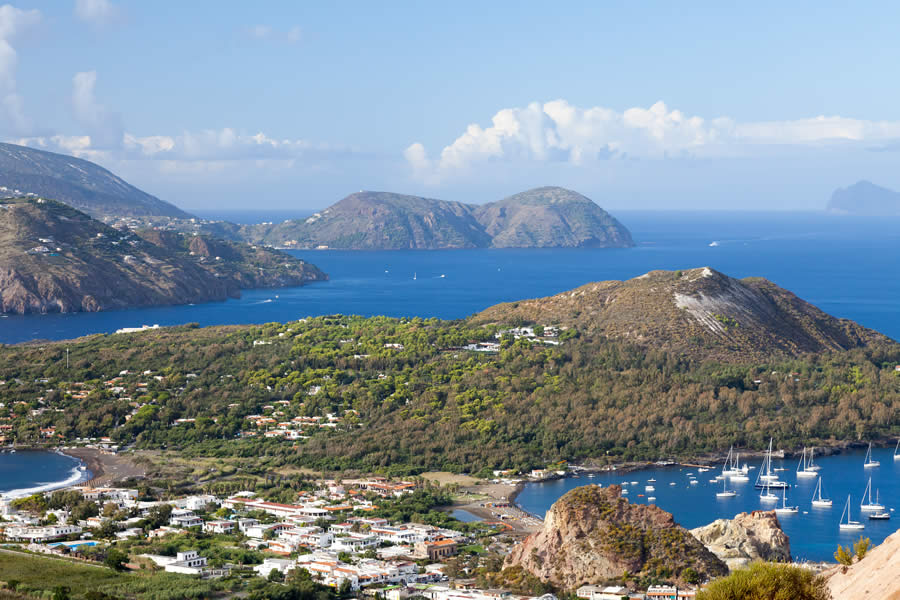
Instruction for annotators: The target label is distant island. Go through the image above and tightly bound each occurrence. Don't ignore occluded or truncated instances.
[0,197,326,315]
[827,180,900,216]
[221,186,635,250]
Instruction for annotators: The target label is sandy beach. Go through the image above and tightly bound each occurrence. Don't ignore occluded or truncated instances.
[61,448,146,486]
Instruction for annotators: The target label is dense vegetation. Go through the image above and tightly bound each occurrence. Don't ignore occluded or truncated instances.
[1,314,898,473]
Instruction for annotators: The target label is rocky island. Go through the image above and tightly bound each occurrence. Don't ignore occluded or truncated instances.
[231,186,634,250]
[828,180,900,216]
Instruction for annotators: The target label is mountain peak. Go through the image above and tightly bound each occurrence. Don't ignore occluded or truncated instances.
[473,267,891,361]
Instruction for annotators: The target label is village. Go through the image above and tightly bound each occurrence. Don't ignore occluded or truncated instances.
[0,468,705,600]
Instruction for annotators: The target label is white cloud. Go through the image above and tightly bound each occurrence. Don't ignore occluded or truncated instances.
[406,100,900,181]
[72,70,123,148]
[246,24,302,44]
[74,0,118,27]
[15,128,355,166]
[0,4,40,135]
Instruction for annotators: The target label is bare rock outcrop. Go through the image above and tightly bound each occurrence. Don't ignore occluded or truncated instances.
[504,485,727,590]
[690,510,791,571]
[825,529,900,600]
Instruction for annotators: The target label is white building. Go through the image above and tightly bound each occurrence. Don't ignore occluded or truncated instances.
[3,524,82,542]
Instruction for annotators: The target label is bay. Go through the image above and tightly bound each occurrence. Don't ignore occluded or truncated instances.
[0,450,89,499]
[515,447,900,563]
[1,211,898,344]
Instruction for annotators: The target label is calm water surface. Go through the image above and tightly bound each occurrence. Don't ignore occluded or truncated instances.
[0,450,89,498]
[2,211,899,344]
[516,448,900,562]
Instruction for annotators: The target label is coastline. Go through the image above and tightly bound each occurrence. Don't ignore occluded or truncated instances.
[60,447,146,486]
[0,449,92,499]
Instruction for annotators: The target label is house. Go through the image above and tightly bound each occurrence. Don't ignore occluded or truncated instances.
[3,524,82,542]
[646,586,696,600]
[576,586,632,600]
[175,495,220,511]
[254,558,297,578]
[414,539,458,561]
[142,550,230,577]
[169,513,203,528]
[203,520,235,534]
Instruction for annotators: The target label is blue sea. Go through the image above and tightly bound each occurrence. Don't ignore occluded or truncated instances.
[516,448,900,563]
[0,451,90,498]
[1,211,899,344]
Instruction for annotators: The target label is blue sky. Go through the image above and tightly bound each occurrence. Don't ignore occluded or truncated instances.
[4,1,900,211]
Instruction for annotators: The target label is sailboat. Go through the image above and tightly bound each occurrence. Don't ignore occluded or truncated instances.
[756,438,789,488]
[894,439,900,461]
[716,477,736,498]
[811,478,832,508]
[807,447,821,471]
[863,442,880,468]
[860,477,885,511]
[760,481,778,502]
[796,448,818,478]
[839,495,865,530]
[774,486,798,514]
[413,272,417,281]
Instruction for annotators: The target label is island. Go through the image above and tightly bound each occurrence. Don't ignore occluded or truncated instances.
[827,180,900,216]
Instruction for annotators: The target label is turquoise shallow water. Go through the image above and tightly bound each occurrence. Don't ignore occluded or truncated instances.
[1,211,899,344]
[516,447,900,562]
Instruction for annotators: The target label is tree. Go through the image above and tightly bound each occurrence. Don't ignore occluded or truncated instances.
[853,536,871,560]
[697,562,829,600]
[681,567,700,585]
[269,568,285,582]
[834,544,854,566]
[104,547,129,571]
[51,586,71,600]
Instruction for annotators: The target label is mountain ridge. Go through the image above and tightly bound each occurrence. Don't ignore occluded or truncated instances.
[0,142,190,219]
[234,186,634,249]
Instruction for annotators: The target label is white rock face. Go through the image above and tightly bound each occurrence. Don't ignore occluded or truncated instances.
[690,510,791,571]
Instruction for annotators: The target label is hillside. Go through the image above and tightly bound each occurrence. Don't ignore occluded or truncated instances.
[475,187,633,248]
[472,267,890,361]
[247,191,491,249]
[825,529,900,599]
[238,187,633,249]
[0,142,189,219]
[828,180,900,216]
[503,485,727,589]
[0,197,326,315]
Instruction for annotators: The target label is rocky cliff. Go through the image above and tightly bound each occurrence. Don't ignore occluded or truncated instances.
[0,197,326,315]
[472,267,892,361]
[690,511,791,571]
[236,187,633,249]
[504,485,727,590]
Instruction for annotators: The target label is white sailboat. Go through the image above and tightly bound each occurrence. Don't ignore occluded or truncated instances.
[807,447,821,471]
[811,478,832,508]
[774,486,798,514]
[796,447,818,478]
[894,439,900,461]
[413,272,417,280]
[863,442,880,468]
[759,438,779,481]
[716,477,736,498]
[840,495,865,530]
[760,481,778,502]
[860,477,885,511]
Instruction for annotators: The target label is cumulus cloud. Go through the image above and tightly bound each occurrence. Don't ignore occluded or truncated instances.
[406,100,900,181]
[72,71,123,148]
[0,4,40,135]
[246,24,302,44]
[74,0,118,27]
